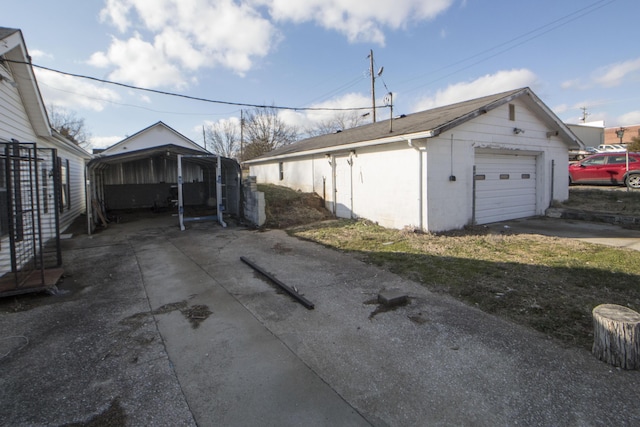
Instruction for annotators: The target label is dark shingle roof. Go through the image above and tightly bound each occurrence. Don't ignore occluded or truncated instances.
[248,88,528,162]
[0,27,20,40]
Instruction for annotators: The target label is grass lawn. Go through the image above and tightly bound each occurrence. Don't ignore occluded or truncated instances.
[261,184,640,350]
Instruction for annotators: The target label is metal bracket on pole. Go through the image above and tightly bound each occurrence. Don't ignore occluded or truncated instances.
[240,257,314,310]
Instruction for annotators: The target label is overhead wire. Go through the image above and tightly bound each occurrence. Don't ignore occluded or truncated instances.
[6,59,374,113]
[395,0,616,92]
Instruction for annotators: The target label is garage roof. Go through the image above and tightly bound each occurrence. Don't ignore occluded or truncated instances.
[245,87,582,163]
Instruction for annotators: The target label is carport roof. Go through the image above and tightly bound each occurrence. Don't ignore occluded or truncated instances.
[88,144,211,166]
[245,87,582,163]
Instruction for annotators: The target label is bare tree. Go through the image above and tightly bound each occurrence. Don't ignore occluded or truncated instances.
[48,105,91,147]
[204,119,240,159]
[242,106,298,161]
[628,135,640,152]
[304,110,367,137]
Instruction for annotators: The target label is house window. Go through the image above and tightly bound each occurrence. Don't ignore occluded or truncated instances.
[59,158,70,212]
[509,104,516,121]
[279,162,284,181]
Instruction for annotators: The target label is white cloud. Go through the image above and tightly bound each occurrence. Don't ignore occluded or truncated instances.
[279,92,372,130]
[561,79,582,90]
[29,49,54,61]
[90,135,124,149]
[255,0,454,45]
[94,0,455,87]
[412,69,539,111]
[100,0,133,32]
[593,58,640,88]
[618,110,640,126]
[94,0,279,87]
[552,104,569,114]
[88,34,187,89]
[34,68,121,112]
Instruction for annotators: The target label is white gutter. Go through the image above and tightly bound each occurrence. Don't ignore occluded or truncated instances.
[406,138,429,231]
[245,129,437,164]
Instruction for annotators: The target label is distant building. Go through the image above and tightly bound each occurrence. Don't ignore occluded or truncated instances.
[566,122,604,148]
[605,124,640,145]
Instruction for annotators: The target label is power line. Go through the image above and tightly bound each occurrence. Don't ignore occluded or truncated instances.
[396,0,615,92]
[6,59,374,113]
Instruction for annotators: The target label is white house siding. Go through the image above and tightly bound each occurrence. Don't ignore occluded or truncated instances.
[40,142,87,233]
[0,60,88,276]
[0,71,37,143]
[0,70,42,277]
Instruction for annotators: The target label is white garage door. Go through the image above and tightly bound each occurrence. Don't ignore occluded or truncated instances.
[474,152,537,224]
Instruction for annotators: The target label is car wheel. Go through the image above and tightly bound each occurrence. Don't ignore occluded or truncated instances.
[625,173,640,189]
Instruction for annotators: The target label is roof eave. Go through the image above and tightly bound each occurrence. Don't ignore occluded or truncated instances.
[244,129,437,164]
[2,29,51,138]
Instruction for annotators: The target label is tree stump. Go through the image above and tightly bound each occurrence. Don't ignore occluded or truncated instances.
[592,304,640,370]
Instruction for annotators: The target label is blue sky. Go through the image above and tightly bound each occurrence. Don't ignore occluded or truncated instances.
[4,0,639,149]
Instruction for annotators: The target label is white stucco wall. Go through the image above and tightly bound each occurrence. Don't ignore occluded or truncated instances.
[348,143,421,229]
[423,98,570,231]
[249,97,571,232]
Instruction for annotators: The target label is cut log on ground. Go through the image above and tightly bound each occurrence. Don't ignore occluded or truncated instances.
[592,304,640,370]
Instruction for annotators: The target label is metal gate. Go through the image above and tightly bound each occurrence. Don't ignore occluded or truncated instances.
[0,141,62,296]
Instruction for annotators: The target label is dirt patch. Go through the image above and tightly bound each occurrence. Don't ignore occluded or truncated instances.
[259,184,333,229]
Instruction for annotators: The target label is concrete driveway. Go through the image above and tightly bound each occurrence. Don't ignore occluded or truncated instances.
[1,215,639,426]
[485,216,640,251]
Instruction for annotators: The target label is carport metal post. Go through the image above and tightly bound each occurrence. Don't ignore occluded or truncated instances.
[178,154,185,231]
[217,155,227,227]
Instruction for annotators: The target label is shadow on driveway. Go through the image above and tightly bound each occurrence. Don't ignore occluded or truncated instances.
[1,213,639,426]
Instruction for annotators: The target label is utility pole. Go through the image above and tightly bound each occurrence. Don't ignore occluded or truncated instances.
[369,49,376,123]
[580,106,590,123]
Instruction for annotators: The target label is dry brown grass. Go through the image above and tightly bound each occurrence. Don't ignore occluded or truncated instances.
[259,184,333,228]
[556,186,640,215]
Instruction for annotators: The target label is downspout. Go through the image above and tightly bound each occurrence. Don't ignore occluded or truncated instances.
[407,139,425,231]
[330,154,336,215]
[85,164,92,236]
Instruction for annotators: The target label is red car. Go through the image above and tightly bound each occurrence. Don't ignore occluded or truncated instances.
[569,152,640,188]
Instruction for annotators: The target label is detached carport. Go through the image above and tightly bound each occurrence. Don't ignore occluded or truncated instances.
[87,144,241,233]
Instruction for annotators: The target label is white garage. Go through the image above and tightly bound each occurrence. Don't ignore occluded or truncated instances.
[246,87,583,232]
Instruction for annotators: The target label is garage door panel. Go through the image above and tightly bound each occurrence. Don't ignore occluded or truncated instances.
[475,153,537,224]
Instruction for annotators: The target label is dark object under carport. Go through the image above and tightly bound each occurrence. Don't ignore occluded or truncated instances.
[240,256,314,310]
